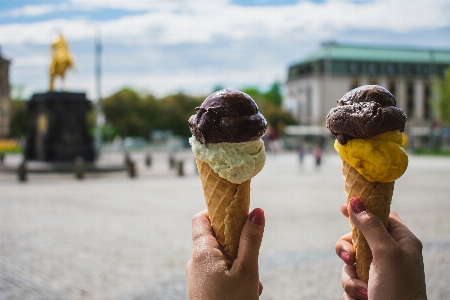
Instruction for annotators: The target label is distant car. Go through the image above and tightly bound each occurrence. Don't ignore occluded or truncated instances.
[121,137,149,150]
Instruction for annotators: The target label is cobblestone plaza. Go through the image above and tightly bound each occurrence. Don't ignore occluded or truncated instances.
[1,151,449,299]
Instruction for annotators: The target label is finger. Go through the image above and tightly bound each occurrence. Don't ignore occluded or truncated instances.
[387,211,423,253]
[341,265,368,300]
[341,204,349,218]
[191,210,223,260]
[348,197,397,256]
[335,232,355,265]
[232,208,265,276]
[259,280,263,296]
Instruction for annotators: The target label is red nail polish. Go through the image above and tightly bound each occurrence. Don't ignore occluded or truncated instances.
[355,287,368,299]
[350,197,366,214]
[249,208,264,226]
[340,250,350,263]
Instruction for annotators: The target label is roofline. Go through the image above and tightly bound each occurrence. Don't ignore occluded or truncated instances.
[321,40,450,53]
[289,41,450,67]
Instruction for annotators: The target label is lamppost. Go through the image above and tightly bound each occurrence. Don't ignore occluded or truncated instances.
[94,32,104,157]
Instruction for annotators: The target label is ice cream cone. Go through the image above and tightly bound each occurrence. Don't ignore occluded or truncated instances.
[195,158,250,261]
[342,160,395,282]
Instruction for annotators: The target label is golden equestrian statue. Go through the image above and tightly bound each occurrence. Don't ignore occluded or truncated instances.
[49,34,74,91]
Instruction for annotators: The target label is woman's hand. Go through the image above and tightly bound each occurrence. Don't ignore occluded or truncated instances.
[186,208,265,300]
[335,198,427,300]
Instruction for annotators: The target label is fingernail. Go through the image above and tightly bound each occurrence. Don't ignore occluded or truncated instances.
[355,287,368,299]
[350,197,366,214]
[249,208,265,226]
[340,250,350,263]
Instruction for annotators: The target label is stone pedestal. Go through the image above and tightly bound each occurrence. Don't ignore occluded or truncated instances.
[25,92,95,162]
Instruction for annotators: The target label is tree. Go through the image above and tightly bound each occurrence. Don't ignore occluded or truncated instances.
[263,81,283,107]
[102,88,158,138]
[241,84,297,134]
[9,85,30,138]
[159,93,203,137]
[432,67,450,126]
[9,100,29,138]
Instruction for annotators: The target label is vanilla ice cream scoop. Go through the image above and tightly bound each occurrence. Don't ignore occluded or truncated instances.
[189,137,266,184]
[188,89,267,184]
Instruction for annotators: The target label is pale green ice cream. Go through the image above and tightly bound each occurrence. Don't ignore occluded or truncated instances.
[189,136,266,184]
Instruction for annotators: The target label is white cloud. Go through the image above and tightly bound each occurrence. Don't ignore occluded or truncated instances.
[1,0,449,45]
[0,4,67,18]
[1,0,450,98]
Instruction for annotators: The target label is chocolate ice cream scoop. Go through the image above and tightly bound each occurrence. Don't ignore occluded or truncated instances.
[326,85,407,145]
[188,89,267,144]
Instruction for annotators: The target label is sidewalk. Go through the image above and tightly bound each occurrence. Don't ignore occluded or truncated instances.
[0,151,449,299]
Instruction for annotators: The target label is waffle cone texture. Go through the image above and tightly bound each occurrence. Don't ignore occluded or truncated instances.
[342,160,394,282]
[195,158,250,261]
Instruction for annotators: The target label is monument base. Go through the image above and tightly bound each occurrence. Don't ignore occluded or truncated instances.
[25,92,95,162]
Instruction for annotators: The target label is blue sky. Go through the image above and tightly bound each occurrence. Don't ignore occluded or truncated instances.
[1,0,449,99]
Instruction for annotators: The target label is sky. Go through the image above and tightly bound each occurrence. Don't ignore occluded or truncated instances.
[1,0,450,100]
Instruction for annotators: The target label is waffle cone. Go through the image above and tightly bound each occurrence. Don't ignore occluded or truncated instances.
[342,160,394,282]
[195,158,250,261]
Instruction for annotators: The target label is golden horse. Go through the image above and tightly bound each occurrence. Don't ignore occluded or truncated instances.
[49,34,74,91]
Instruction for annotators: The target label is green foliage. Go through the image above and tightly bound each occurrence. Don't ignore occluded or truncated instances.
[241,83,297,134]
[10,100,30,138]
[159,93,203,137]
[102,88,202,139]
[100,81,295,140]
[264,81,283,107]
[102,88,161,138]
[432,67,450,126]
[9,85,30,138]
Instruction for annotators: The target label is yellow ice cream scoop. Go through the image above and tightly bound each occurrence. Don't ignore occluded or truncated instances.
[335,130,408,182]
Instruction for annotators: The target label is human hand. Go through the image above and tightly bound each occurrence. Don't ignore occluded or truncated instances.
[335,197,427,300]
[186,208,265,300]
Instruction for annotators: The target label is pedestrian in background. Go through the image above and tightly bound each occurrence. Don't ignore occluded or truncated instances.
[298,140,306,167]
[312,144,322,169]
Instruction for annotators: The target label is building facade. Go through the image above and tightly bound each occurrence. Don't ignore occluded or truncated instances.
[0,47,11,138]
[285,42,450,130]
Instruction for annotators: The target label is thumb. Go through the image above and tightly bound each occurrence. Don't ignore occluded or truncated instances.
[232,208,265,275]
[348,197,397,257]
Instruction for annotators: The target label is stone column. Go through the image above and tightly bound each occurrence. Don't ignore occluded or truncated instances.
[396,78,407,113]
[414,79,425,122]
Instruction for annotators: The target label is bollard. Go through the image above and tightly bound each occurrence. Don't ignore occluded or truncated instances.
[169,154,175,169]
[18,160,27,182]
[124,152,131,165]
[177,160,184,177]
[127,160,136,178]
[74,156,85,180]
[145,153,152,167]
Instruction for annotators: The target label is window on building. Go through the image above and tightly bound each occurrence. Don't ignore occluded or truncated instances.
[439,65,448,77]
[424,81,431,121]
[405,64,416,76]
[407,81,414,118]
[386,64,397,75]
[348,62,359,74]
[422,65,431,77]
[368,63,378,75]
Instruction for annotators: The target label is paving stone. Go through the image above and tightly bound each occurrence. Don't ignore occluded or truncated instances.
[0,151,449,299]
